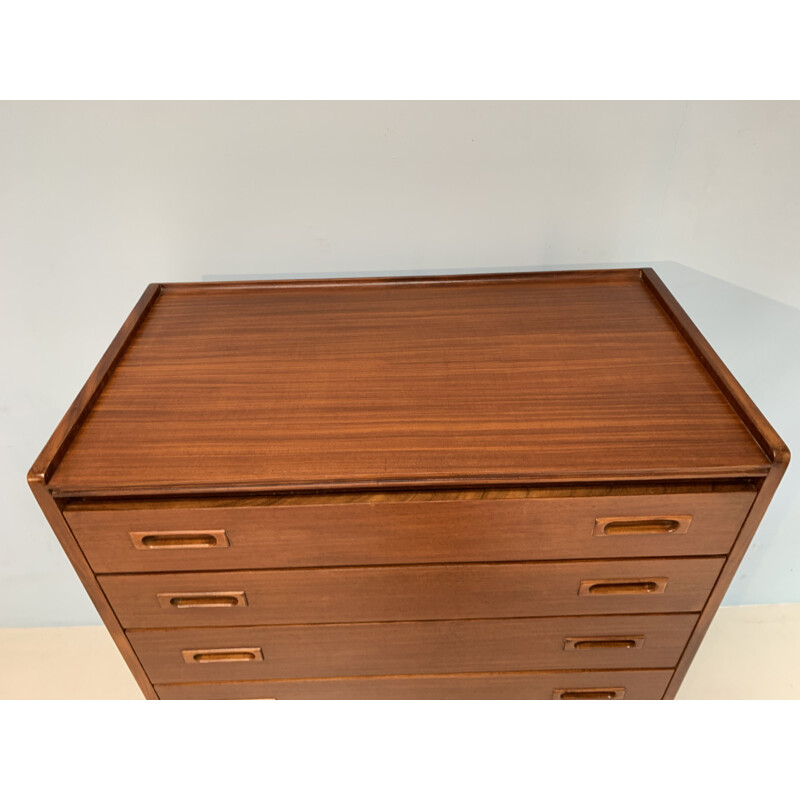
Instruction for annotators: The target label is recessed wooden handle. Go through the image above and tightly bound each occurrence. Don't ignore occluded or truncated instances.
[130,530,229,550]
[564,635,645,651]
[553,688,626,700]
[579,577,668,595]
[593,515,692,536]
[182,647,263,663]
[157,591,247,609]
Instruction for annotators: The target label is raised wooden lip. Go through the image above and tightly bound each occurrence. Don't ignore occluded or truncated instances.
[159,267,644,293]
[30,268,788,496]
[640,268,789,467]
[28,282,163,488]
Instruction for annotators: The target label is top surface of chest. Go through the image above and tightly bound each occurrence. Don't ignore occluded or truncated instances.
[48,269,769,494]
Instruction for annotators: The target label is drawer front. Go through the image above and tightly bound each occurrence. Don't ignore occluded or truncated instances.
[104,558,724,628]
[129,613,698,683]
[155,669,674,700]
[67,488,755,573]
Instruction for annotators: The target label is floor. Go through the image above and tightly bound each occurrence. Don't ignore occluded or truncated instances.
[1,603,798,699]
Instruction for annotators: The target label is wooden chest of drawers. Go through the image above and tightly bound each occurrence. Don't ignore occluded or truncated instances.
[29,269,789,699]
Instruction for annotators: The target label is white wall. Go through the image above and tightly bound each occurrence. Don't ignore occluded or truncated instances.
[660,102,800,306]
[1,101,798,626]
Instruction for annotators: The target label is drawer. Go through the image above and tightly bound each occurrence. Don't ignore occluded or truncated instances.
[104,557,724,628]
[66,485,755,573]
[155,668,674,700]
[129,613,699,683]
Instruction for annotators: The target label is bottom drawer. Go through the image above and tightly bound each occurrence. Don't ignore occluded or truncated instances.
[155,669,674,699]
[129,614,698,684]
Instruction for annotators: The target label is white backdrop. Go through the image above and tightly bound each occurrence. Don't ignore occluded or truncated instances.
[1,101,797,626]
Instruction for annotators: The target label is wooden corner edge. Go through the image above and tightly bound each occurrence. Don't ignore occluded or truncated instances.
[29,282,163,487]
[773,443,791,466]
[27,467,45,486]
[662,454,790,700]
[27,474,158,699]
[639,267,789,467]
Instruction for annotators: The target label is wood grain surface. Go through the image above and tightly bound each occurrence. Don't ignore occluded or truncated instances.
[65,486,755,573]
[28,269,790,700]
[48,271,769,494]
[102,558,724,627]
[128,613,699,683]
[154,668,674,700]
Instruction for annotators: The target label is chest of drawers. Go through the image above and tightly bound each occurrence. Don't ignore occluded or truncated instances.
[29,268,789,699]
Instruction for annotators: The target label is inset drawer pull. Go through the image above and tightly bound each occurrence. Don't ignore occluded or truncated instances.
[594,515,692,537]
[579,577,668,595]
[553,688,626,700]
[158,591,247,609]
[564,635,645,651]
[130,530,229,550]
[182,647,263,664]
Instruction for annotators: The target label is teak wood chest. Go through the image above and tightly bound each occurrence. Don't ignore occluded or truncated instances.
[29,269,789,700]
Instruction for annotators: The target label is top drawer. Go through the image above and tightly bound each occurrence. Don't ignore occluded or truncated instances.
[64,484,755,574]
